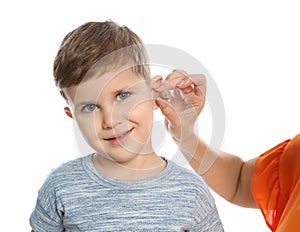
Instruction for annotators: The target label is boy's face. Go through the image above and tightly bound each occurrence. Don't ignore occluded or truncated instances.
[64,69,157,163]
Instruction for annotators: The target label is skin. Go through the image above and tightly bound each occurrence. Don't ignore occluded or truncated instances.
[154,70,257,208]
[63,69,167,180]
[31,69,167,232]
[31,69,255,231]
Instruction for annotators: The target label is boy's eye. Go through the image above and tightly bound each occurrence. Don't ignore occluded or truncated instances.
[82,104,98,112]
[116,91,131,101]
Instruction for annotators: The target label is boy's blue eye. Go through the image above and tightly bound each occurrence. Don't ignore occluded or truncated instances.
[82,104,98,112]
[116,91,131,101]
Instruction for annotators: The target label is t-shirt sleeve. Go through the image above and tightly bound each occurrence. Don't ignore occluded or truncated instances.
[193,179,224,231]
[251,134,300,231]
[30,173,64,232]
[197,205,224,231]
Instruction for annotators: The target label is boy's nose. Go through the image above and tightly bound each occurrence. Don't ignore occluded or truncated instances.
[101,107,122,129]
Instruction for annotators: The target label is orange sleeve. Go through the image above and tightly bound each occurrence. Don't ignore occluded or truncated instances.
[252,134,300,232]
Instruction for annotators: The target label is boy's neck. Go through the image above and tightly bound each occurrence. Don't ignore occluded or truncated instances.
[92,153,167,181]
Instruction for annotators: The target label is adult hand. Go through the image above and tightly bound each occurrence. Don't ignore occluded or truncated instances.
[153,70,206,144]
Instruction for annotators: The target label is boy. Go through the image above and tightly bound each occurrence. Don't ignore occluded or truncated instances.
[29,21,224,231]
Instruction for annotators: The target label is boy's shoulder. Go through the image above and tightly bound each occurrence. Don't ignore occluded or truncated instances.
[50,155,88,175]
[166,159,216,208]
[40,155,91,189]
[166,158,207,187]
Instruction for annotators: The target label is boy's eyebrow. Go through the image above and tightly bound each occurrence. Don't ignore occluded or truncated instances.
[112,84,142,93]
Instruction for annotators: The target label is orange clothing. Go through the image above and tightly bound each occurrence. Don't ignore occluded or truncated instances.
[252,134,300,232]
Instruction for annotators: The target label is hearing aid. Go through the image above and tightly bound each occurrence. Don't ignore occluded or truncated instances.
[153,80,173,101]
[159,89,172,100]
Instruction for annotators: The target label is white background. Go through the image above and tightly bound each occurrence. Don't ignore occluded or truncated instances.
[1,0,300,231]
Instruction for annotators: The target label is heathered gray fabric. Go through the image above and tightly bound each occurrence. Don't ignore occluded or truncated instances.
[30,155,224,231]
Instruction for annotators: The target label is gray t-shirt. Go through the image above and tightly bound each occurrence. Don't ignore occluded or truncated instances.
[30,155,224,231]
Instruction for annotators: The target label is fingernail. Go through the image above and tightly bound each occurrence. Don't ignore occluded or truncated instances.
[156,99,167,108]
[176,79,185,87]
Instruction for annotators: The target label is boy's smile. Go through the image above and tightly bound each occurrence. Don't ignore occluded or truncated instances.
[63,69,163,173]
[103,128,133,146]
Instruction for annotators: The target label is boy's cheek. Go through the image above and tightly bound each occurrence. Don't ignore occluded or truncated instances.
[76,121,104,151]
[75,117,98,138]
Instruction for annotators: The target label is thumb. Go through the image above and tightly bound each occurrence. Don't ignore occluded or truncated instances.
[156,99,180,125]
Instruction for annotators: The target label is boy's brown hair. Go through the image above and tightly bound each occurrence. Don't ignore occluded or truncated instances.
[53,20,150,99]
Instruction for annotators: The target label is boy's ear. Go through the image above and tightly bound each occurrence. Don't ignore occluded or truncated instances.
[64,107,73,119]
[150,75,163,110]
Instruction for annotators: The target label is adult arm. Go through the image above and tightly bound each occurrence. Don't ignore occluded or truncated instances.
[182,134,257,207]
[154,70,257,208]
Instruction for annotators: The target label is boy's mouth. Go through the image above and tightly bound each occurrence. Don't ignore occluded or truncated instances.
[104,128,133,145]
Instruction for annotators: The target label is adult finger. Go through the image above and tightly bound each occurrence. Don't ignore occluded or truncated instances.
[177,74,206,105]
[155,99,180,126]
[177,74,206,94]
[163,70,188,89]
